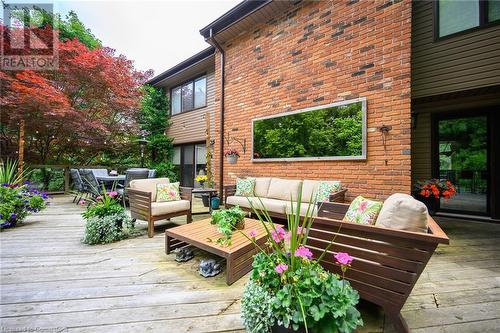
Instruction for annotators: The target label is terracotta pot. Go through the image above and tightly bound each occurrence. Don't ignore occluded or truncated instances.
[226,155,238,164]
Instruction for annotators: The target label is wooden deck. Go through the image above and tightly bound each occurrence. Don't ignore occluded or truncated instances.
[1,195,499,332]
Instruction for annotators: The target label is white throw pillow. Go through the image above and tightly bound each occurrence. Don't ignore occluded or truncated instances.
[375,193,429,233]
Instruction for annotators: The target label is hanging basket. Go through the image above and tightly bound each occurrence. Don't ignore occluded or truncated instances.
[226,155,239,164]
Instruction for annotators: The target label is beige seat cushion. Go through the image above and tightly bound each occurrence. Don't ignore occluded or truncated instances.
[286,201,318,217]
[375,193,429,233]
[267,178,302,202]
[226,196,287,215]
[301,180,320,203]
[130,178,169,202]
[151,200,190,216]
[254,177,272,197]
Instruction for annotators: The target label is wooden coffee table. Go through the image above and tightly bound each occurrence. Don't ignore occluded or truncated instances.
[165,218,268,285]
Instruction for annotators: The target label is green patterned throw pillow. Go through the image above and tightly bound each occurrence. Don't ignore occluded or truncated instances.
[235,178,255,197]
[156,182,181,202]
[343,196,383,225]
[317,181,342,202]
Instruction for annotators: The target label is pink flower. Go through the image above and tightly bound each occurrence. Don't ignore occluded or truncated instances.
[275,263,288,275]
[78,199,86,206]
[249,230,257,238]
[284,231,291,241]
[294,246,313,260]
[271,225,286,243]
[108,191,118,198]
[96,196,103,201]
[335,252,353,266]
[297,226,306,235]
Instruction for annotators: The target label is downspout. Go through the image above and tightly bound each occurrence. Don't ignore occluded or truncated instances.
[206,29,225,199]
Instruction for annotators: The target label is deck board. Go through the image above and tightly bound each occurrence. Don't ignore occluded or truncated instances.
[1,196,499,332]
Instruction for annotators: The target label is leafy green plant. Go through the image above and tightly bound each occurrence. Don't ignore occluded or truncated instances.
[209,206,245,246]
[0,184,48,229]
[241,279,276,332]
[0,159,31,185]
[240,188,363,333]
[82,212,135,245]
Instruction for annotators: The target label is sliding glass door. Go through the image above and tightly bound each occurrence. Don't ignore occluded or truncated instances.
[437,115,489,214]
[172,143,207,188]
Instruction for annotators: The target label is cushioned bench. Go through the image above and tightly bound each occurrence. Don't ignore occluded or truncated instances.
[224,177,347,219]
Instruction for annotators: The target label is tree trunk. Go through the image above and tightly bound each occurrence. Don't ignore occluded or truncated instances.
[18,120,25,176]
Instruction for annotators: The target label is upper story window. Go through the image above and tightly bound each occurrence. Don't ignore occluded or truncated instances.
[437,0,500,38]
[171,75,207,115]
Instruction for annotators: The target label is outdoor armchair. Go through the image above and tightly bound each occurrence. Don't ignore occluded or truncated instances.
[127,178,193,238]
[117,169,150,206]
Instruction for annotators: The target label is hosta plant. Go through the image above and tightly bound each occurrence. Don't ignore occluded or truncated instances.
[240,189,363,333]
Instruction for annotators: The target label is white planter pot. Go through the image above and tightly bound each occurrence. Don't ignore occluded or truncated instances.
[226,155,239,164]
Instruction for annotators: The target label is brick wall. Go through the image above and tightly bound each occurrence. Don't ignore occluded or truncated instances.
[212,0,412,201]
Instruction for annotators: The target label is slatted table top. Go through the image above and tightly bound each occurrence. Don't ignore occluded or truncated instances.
[165,218,268,257]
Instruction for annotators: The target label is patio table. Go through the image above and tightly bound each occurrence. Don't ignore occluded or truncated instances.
[165,217,267,285]
[96,175,126,182]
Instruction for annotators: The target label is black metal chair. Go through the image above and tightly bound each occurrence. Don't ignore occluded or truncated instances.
[118,169,150,206]
[148,169,157,178]
[70,169,85,204]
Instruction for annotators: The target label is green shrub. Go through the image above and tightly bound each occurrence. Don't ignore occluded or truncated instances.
[82,212,135,245]
[0,184,48,229]
[149,161,178,182]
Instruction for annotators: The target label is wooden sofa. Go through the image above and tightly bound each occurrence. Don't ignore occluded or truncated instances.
[224,177,347,220]
[127,178,193,238]
[311,201,449,333]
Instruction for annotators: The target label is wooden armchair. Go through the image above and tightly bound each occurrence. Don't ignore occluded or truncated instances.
[314,202,449,333]
[128,183,192,238]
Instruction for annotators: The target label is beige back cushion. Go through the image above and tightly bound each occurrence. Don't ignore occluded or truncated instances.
[267,178,302,202]
[301,180,320,203]
[130,178,170,202]
[375,193,429,233]
[254,177,272,198]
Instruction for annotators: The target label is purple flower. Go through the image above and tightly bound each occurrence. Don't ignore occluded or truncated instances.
[335,252,353,266]
[294,246,313,260]
[275,263,288,275]
[248,229,257,238]
[9,213,17,221]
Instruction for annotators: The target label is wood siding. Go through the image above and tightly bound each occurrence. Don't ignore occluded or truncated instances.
[412,1,500,98]
[411,112,432,185]
[167,69,216,145]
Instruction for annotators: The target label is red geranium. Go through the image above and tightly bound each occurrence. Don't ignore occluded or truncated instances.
[415,179,456,200]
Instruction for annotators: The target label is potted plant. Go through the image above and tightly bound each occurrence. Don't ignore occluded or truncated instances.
[209,206,245,246]
[413,179,456,214]
[224,148,240,164]
[196,174,208,188]
[81,187,136,245]
[240,193,363,333]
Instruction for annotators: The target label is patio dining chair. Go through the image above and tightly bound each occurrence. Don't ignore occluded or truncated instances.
[70,169,85,204]
[79,169,102,197]
[117,169,150,206]
[148,169,157,178]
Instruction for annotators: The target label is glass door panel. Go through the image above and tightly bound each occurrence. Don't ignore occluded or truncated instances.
[438,116,488,214]
[194,144,207,188]
[181,145,194,187]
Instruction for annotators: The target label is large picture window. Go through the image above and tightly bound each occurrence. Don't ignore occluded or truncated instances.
[252,98,366,161]
[171,75,206,115]
[437,0,500,38]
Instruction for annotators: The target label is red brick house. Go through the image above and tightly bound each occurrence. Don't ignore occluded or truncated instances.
[150,0,500,221]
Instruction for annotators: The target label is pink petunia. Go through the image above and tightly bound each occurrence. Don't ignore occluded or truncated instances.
[335,252,353,266]
[96,196,103,201]
[78,199,86,206]
[108,191,118,198]
[297,226,306,235]
[275,263,288,275]
[271,225,286,243]
[284,231,291,241]
[249,229,257,238]
[294,246,313,260]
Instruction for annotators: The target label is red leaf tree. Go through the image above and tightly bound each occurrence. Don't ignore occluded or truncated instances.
[1,23,152,165]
